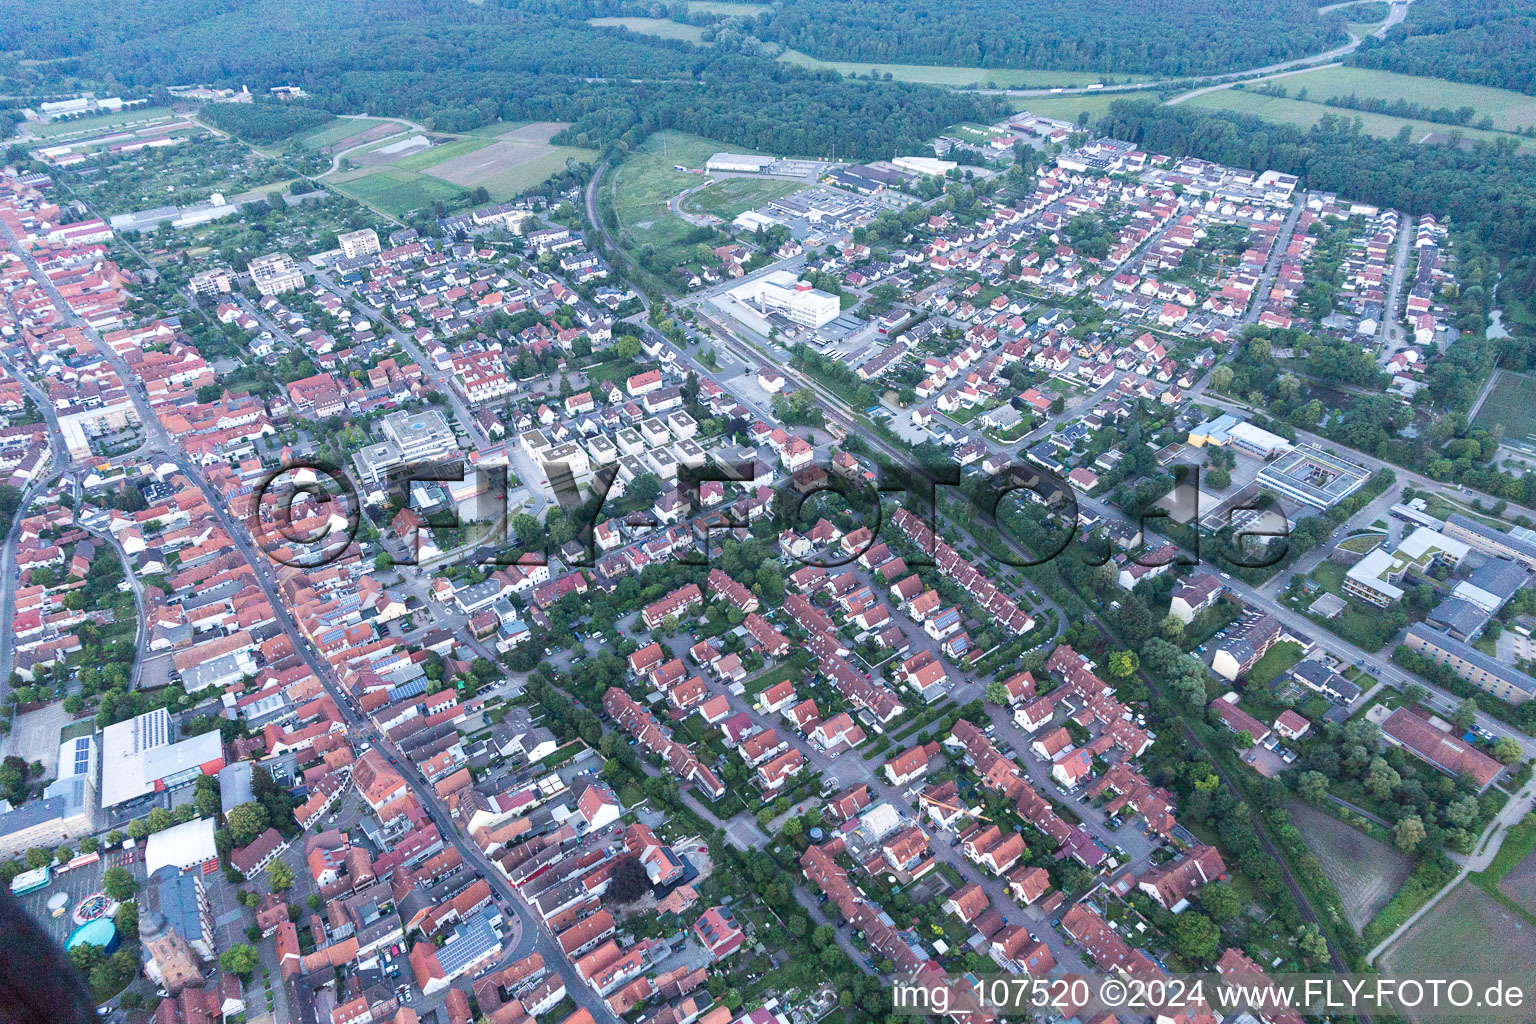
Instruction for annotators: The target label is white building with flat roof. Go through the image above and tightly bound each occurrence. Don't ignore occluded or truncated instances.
[740,270,840,328]
[249,252,305,296]
[706,153,775,173]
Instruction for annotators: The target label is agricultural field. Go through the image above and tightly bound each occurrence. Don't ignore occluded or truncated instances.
[588,16,707,43]
[328,166,465,218]
[1275,66,1536,134]
[1290,800,1412,930]
[1474,371,1536,453]
[1489,816,1536,918]
[678,177,802,221]
[1184,87,1530,149]
[1383,883,1536,1024]
[289,117,408,154]
[420,123,596,199]
[328,122,594,212]
[777,49,1111,89]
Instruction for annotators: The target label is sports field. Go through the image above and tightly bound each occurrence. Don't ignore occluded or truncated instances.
[588,16,707,43]
[1475,371,1536,452]
[26,105,179,140]
[686,1,764,13]
[1008,94,1127,125]
[778,49,1111,89]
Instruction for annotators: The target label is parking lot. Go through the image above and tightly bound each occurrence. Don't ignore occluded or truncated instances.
[16,852,125,949]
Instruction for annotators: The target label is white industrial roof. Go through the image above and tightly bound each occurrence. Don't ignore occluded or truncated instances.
[144,817,218,876]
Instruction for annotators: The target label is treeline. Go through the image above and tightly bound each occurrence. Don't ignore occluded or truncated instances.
[5,0,1000,161]
[200,101,334,145]
[1321,93,1485,129]
[734,0,1344,77]
[1351,0,1536,96]
[1097,100,1536,258]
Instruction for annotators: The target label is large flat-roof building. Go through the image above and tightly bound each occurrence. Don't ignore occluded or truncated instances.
[1343,527,1469,607]
[353,407,460,486]
[100,708,226,809]
[706,153,775,173]
[1442,513,1536,571]
[1256,444,1371,510]
[740,270,841,329]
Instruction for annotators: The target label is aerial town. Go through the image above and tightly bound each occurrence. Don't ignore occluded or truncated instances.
[3,12,1536,1024]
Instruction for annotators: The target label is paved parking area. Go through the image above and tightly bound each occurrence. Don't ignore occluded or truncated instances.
[15,855,118,948]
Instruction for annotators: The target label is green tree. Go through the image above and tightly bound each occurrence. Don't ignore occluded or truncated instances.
[1296,770,1329,806]
[220,944,260,980]
[115,900,139,941]
[1492,737,1522,764]
[225,802,270,847]
[268,860,295,892]
[984,681,1011,705]
[1170,912,1221,964]
[1296,923,1329,967]
[102,866,138,902]
[1197,882,1239,924]
[1394,814,1426,852]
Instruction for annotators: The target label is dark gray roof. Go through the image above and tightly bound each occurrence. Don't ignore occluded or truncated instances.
[1427,596,1490,639]
[1408,623,1536,694]
[1465,558,1530,603]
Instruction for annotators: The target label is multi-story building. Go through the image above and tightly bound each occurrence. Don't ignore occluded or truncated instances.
[338,228,381,260]
[1404,623,1536,705]
[248,252,306,296]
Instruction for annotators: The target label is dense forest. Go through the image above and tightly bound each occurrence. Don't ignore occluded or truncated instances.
[721,0,1344,76]
[199,102,335,145]
[0,0,999,160]
[1097,100,1536,258]
[1351,0,1536,96]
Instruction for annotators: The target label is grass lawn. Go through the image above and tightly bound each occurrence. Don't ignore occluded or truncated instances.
[588,16,707,43]
[26,105,178,140]
[1184,87,1531,149]
[1276,66,1536,134]
[686,0,764,12]
[1247,640,1305,686]
[609,130,765,262]
[330,166,467,217]
[394,136,493,172]
[778,49,1111,89]
[1007,93,1126,125]
[679,177,802,221]
[1474,371,1536,450]
[461,120,532,138]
